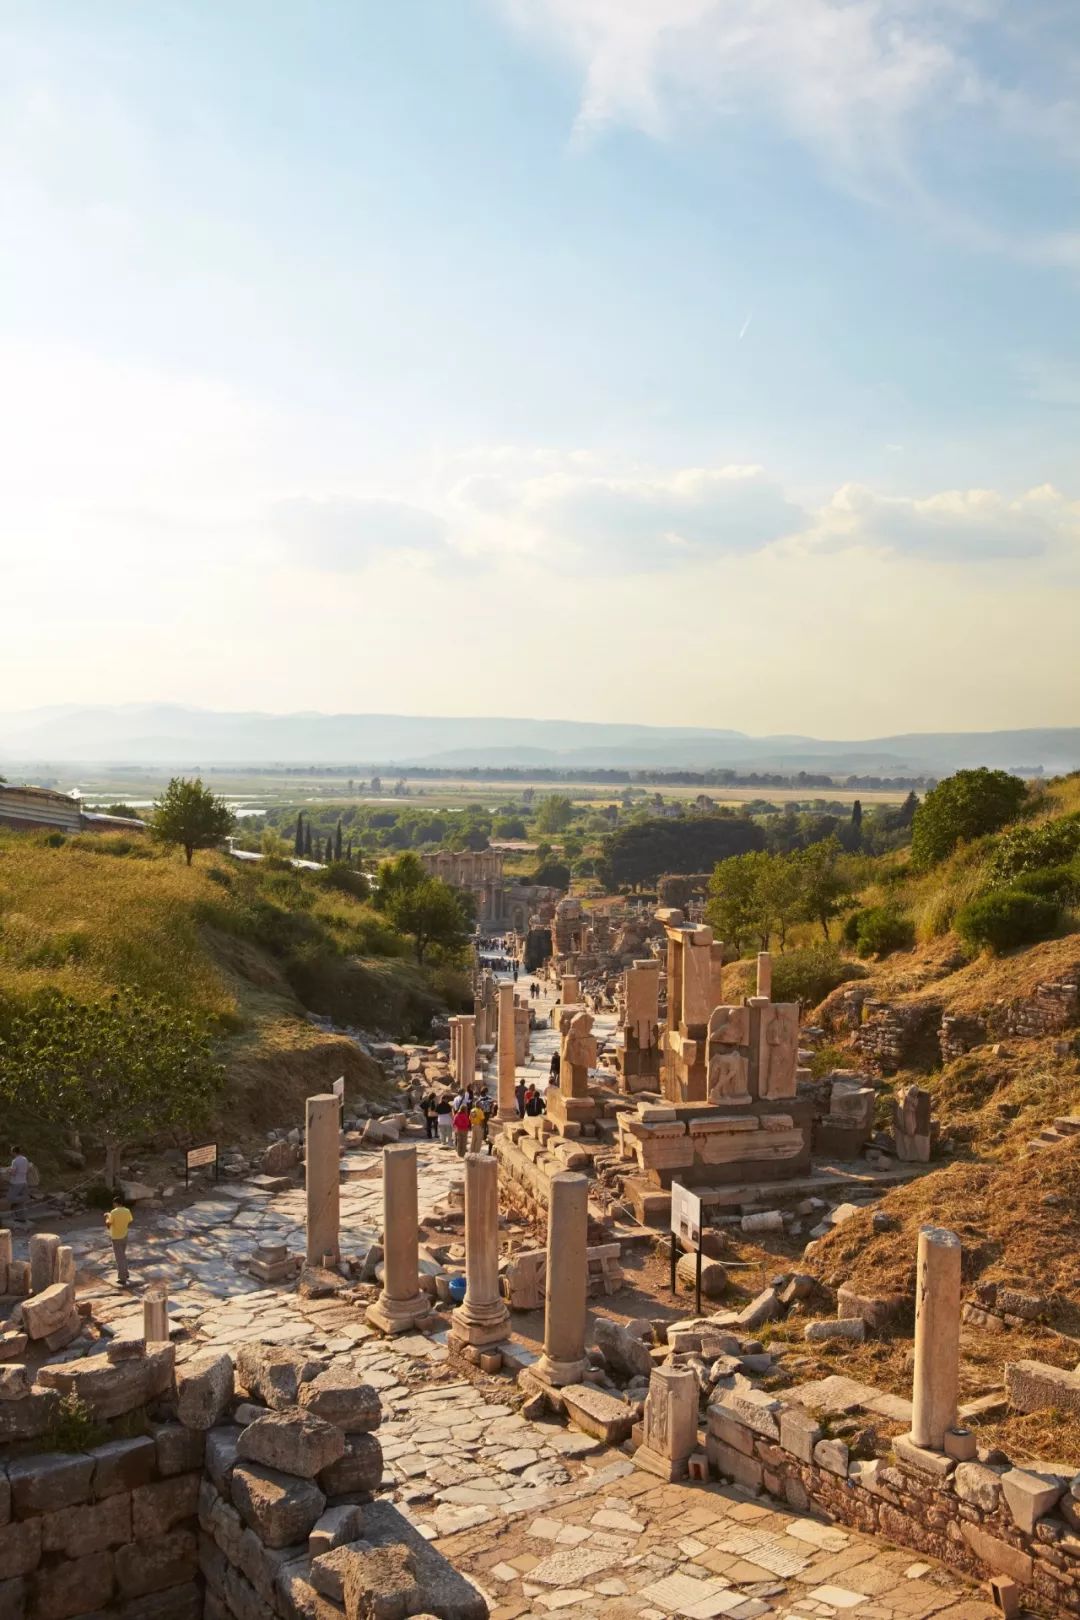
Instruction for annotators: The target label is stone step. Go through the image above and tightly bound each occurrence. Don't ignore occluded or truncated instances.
[1052,1116,1080,1136]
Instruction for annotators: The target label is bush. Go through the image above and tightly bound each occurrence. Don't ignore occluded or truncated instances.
[955,889,1060,954]
[770,944,864,1008]
[986,816,1080,884]
[1008,863,1080,904]
[843,905,915,959]
[45,1393,105,1454]
[318,862,370,901]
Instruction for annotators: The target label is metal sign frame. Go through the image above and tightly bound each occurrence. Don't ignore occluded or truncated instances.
[185,1143,219,1187]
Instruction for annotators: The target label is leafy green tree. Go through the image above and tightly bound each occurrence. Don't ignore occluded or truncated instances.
[911,769,1028,869]
[493,816,527,839]
[706,851,769,952]
[533,860,571,888]
[151,777,234,867]
[372,850,427,908]
[534,795,573,835]
[955,890,1059,955]
[795,837,850,941]
[985,816,1080,884]
[104,802,141,821]
[385,877,472,964]
[0,989,224,1185]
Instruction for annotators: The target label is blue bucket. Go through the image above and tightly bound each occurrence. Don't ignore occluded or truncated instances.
[447,1275,467,1304]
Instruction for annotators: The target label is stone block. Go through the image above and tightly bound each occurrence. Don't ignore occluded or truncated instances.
[593,1318,653,1381]
[175,1350,234,1431]
[237,1412,345,1480]
[0,1519,41,1582]
[837,1286,907,1328]
[1005,1358,1080,1416]
[231,1464,325,1549]
[894,1434,954,1479]
[813,1438,850,1476]
[131,1472,200,1538]
[0,1366,29,1401]
[707,1409,754,1456]
[298,1370,381,1434]
[559,1384,635,1445]
[151,1422,206,1479]
[20,1284,74,1343]
[732,1288,780,1331]
[308,1503,364,1556]
[30,1549,114,1620]
[114,1530,198,1599]
[235,1344,321,1411]
[714,1387,781,1440]
[116,1581,202,1620]
[317,1432,383,1499]
[37,1345,174,1420]
[779,1405,823,1464]
[0,1391,58,1445]
[705,1435,763,1491]
[1000,1467,1063,1533]
[805,1318,865,1343]
[954,1462,1004,1512]
[41,1492,131,1557]
[0,1576,24,1620]
[89,1436,157,1498]
[204,1427,243,1493]
[7,1453,93,1516]
[960,1522,1033,1588]
[943,1426,977,1461]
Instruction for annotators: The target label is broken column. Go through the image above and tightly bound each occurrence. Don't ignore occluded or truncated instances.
[895,1083,933,1161]
[618,959,661,1093]
[305,1094,340,1267]
[756,951,772,999]
[634,1364,699,1480]
[450,1153,511,1350]
[910,1225,961,1450]
[536,1171,589,1386]
[560,972,580,1006]
[497,981,517,1119]
[143,1288,169,1343]
[366,1144,429,1335]
[28,1233,60,1295]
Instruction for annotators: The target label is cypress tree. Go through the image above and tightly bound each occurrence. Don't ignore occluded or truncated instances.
[335,820,343,862]
[346,838,353,863]
[303,822,313,858]
[294,813,304,856]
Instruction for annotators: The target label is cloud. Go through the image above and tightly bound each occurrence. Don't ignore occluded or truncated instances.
[270,496,449,572]
[802,482,1080,562]
[493,1,1080,242]
[454,462,803,570]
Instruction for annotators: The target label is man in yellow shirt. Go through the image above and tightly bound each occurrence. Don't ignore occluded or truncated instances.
[105,1195,133,1286]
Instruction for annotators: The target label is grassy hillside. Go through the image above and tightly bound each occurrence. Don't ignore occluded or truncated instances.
[0,831,467,1164]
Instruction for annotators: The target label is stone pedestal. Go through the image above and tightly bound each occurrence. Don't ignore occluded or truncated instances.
[619,960,661,1093]
[756,952,772,1000]
[560,973,580,1006]
[497,982,517,1119]
[634,1365,699,1480]
[305,1095,340,1266]
[366,1145,428,1336]
[895,1084,933,1161]
[536,1172,589,1386]
[910,1226,961,1450]
[29,1234,60,1295]
[450,1154,510,1349]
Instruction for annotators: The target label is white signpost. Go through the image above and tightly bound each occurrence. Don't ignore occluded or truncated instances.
[670,1181,704,1313]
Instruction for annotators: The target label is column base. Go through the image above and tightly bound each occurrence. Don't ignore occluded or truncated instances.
[450,1303,511,1349]
[534,1352,588,1387]
[365,1292,429,1336]
[633,1442,690,1482]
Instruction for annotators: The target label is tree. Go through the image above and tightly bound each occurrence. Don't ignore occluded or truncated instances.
[303,822,313,858]
[261,827,292,864]
[911,769,1028,869]
[533,860,571,888]
[706,851,769,952]
[346,838,354,863]
[104,802,141,821]
[534,795,573,835]
[850,799,862,844]
[898,790,919,827]
[334,820,343,862]
[372,850,427,910]
[294,814,304,856]
[795,837,850,941]
[0,989,224,1185]
[599,815,764,891]
[385,877,472,963]
[151,777,234,867]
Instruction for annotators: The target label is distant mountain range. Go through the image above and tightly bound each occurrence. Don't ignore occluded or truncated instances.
[1,704,1078,776]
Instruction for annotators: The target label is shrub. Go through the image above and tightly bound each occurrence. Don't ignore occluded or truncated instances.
[45,1393,105,1453]
[770,944,864,1008]
[986,816,1080,884]
[955,889,1060,955]
[1008,863,1080,904]
[318,862,370,901]
[844,905,915,959]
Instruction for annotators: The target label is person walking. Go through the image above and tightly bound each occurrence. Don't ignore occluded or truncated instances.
[421,1092,439,1140]
[4,1146,30,1213]
[549,1050,561,1088]
[436,1093,454,1148]
[468,1100,486,1154]
[515,1079,526,1118]
[105,1193,133,1286]
[452,1100,471,1157]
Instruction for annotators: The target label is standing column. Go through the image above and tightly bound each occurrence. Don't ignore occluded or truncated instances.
[305,1095,340,1266]
[144,1288,170,1343]
[910,1226,961,1449]
[561,973,580,1006]
[451,1154,510,1348]
[756,951,773,1000]
[537,1172,589,1386]
[366,1144,428,1335]
[497,981,516,1119]
[459,1016,476,1091]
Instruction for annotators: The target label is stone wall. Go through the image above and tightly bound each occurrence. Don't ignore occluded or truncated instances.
[706,1389,1080,1616]
[851,999,943,1075]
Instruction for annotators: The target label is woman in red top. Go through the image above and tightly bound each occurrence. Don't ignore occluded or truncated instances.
[452,1102,471,1157]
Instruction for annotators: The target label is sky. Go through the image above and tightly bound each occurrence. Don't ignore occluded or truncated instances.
[2,0,1079,738]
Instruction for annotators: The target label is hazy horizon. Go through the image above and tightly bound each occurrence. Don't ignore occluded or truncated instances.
[3,2,1079,731]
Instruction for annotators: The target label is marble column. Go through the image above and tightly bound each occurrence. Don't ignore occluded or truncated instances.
[497,981,516,1118]
[911,1226,961,1449]
[451,1153,510,1348]
[305,1095,340,1266]
[143,1289,169,1343]
[756,951,773,1000]
[537,1172,589,1386]
[457,1015,477,1091]
[366,1144,429,1335]
[560,973,580,1006]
